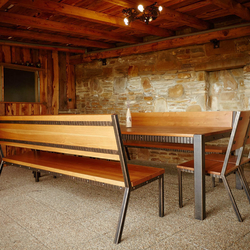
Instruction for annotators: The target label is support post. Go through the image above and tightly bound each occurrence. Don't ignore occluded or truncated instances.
[194,134,206,220]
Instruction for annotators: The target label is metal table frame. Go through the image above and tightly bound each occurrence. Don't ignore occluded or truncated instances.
[122,127,231,220]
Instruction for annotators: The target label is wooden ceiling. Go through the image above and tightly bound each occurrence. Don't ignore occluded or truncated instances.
[0,0,250,63]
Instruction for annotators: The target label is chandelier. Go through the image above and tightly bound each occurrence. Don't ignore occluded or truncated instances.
[122,2,163,25]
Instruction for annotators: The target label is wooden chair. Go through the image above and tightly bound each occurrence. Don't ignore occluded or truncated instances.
[177,111,250,222]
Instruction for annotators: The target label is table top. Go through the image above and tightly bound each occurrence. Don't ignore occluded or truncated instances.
[120,125,232,138]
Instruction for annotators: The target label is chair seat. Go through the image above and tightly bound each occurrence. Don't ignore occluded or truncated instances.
[177,158,238,176]
[205,154,249,165]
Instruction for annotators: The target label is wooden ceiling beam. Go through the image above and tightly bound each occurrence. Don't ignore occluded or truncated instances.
[155,8,213,30]
[0,0,10,8]
[0,40,86,53]
[209,0,250,21]
[0,11,142,44]
[13,0,173,37]
[104,0,212,30]
[0,27,114,49]
[70,25,250,64]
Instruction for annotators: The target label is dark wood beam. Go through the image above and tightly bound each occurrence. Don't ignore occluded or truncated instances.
[105,0,212,30]
[14,0,173,37]
[0,40,86,53]
[70,25,250,64]
[0,27,114,49]
[0,11,142,44]
[154,7,213,30]
[0,0,10,8]
[209,0,250,21]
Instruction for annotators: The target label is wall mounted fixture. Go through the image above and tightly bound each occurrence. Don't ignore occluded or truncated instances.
[210,39,220,49]
[122,2,163,25]
[100,58,107,65]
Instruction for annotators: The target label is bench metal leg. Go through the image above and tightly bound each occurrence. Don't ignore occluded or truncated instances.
[114,187,130,244]
[178,169,183,208]
[0,160,4,175]
[159,174,164,217]
[35,171,40,182]
[222,176,242,222]
[124,146,131,160]
[212,176,216,187]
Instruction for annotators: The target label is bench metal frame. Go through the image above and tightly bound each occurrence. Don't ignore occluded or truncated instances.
[0,114,164,244]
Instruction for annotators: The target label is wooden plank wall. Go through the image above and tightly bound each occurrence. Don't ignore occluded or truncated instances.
[0,45,75,115]
[0,45,76,156]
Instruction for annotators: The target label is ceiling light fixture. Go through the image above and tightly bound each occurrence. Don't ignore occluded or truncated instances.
[122,2,163,25]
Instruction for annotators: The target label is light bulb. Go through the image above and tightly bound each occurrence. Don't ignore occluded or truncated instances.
[149,16,153,22]
[124,17,129,25]
[158,6,163,12]
[138,4,144,12]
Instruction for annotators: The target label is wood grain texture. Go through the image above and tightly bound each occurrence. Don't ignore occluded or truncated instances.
[0,114,118,160]
[130,111,233,128]
[121,125,231,137]
[3,151,164,187]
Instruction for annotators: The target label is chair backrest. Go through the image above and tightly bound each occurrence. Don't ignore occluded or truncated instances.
[222,110,250,175]
[131,111,233,128]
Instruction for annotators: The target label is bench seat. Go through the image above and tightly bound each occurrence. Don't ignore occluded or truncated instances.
[3,151,164,188]
[0,114,165,244]
[123,140,227,153]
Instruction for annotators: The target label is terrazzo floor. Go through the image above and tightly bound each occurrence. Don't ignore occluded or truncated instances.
[1,161,250,250]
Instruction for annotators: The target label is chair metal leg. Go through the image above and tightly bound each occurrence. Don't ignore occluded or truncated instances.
[114,187,130,244]
[237,167,250,203]
[124,146,131,160]
[212,176,216,187]
[222,176,242,222]
[178,169,183,208]
[35,171,40,182]
[0,160,4,175]
[159,174,164,217]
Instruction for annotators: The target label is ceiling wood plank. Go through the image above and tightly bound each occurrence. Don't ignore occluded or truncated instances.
[0,27,114,49]
[155,7,213,30]
[0,40,87,53]
[209,0,250,21]
[0,0,10,8]
[0,11,142,44]
[14,0,173,37]
[70,25,250,64]
[104,0,212,30]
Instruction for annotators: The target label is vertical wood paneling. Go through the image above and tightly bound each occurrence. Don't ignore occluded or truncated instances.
[59,52,67,110]
[11,47,16,64]
[14,47,21,64]
[47,52,53,114]
[0,65,3,101]
[0,46,3,62]
[22,48,31,64]
[39,49,48,115]
[2,45,11,63]
[66,53,76,109]
[52,50,59,115]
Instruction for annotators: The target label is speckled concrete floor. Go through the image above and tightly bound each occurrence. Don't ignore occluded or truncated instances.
[1,161,250,250]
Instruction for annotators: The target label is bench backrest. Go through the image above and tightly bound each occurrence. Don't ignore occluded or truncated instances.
[131,111,233,128]
[0,114,122,161]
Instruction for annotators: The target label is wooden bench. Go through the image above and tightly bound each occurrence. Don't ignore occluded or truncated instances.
[123,111,233,160]
[0,114,165,244]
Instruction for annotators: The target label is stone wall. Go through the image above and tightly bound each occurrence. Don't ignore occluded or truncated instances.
[75,36,250,163]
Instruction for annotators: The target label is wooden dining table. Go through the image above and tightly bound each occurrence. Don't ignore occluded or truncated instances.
[121,125,232,220]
